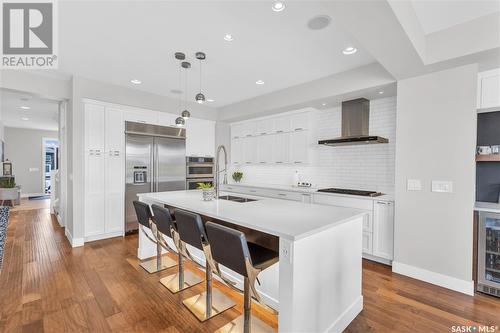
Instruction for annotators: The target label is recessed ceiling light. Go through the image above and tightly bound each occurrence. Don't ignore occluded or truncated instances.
[256,80,265,85]
[378,91,384,95]
[224,34,234,41]
[272,1,285,12]
[19,106,30,110]
[207,99,215,102]
[130,79,142,84]
[342,46,357,55]
[322,103,327,106]
[21,116,29,121]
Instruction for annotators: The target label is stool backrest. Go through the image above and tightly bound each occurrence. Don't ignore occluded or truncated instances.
[151,204,173,238]
[205,222,250,277]
[175,209,207,250]
[133,201,152,228]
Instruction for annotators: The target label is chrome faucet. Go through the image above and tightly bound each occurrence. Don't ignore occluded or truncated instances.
[215,145,228,199]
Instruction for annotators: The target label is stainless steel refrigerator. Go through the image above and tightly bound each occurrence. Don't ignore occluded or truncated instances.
[125,122,186,233]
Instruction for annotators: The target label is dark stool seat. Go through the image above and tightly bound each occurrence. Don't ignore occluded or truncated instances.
[133,201,176,273]
[206,222,278,333]
[151,204,203,293]
[175,209,236,322]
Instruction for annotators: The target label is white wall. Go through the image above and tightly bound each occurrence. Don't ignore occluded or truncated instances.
[393,64,477,295]
[4,127,58,195]
[231,97,396,193]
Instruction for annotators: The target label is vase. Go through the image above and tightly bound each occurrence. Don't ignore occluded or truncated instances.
[202,188,215,201]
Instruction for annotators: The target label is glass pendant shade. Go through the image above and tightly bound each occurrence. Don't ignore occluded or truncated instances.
[175,117,185,127]
[195,93,205,104]
[181,110,191,119]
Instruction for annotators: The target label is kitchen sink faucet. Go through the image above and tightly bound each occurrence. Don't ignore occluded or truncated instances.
[215,145,228,199]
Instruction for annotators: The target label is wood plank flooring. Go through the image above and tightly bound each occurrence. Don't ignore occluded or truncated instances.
[1,207,499,332]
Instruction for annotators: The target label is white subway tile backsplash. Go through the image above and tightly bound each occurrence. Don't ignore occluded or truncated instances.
[231,97,397,194]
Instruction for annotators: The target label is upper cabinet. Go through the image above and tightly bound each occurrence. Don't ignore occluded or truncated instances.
[230,109,311,165]
[157,112,177,127]
[186,118,215,157]
[123,108,158,124]
[477,69,500,110]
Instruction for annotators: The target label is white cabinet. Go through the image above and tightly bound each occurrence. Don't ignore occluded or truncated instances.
[242,137,257,164]
[290,112,309,131]
[231,123,245,139]
[231,138,243,165]
[274,116,291,133]
[157,112,177,127]
[104,108,125,234]
[289,130,308,164]
[84,103,125,241]
[256,118,275,135]
[84,104,106,238]
[186,118,215,157]
[272,134,290,164]
[362,232,373,254]
[221,184,311,203]
[477,69,500,109]
[372,201,394,260]
[256,135,273,164]
[123,109,158,124]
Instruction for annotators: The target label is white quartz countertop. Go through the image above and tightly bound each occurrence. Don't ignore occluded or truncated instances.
[475,201,500,213]
[222,182,395,201]
[138,190,367,241]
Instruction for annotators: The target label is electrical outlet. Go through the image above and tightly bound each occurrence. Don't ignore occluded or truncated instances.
[280,239,293,264]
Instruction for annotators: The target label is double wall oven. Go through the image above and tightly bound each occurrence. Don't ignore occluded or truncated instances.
[186,156,214,190]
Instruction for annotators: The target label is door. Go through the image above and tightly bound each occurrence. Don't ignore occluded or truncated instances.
[125,134,153,233]
[289,130,308,164]
[155,137,186,192]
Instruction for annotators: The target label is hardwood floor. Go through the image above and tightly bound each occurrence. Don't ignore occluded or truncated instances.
[1,208,499,332]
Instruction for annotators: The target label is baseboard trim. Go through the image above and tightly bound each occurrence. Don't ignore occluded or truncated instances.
[64,228,84,248]
[392,261,474,296]
[84,231,124,243]
[325,296,363,333]
[363,253,392,266]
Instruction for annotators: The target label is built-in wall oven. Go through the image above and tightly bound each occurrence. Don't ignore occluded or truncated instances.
[186,156,214,189]
[477,211,500,297]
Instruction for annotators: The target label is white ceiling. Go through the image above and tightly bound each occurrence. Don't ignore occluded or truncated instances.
[0,90,59,131]
[57,1,375,107]
[411,0,500,35]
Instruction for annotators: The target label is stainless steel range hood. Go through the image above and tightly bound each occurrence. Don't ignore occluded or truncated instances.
[318,98,388,146]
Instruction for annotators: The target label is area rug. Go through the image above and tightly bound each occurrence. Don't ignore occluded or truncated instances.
[0,206,10,271]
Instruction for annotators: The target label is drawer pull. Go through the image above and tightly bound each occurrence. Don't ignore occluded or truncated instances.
[249,190,257,193]
[294,128,303,131]
[276,130,284,133]
[278,193,287,196]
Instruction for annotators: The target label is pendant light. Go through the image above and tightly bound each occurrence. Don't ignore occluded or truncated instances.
[174,52,187,126]
[175,116,185,127]
[181,61,191,120]
[195,52,206,104]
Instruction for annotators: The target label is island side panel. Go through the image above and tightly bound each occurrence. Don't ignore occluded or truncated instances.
[278,215,364,333]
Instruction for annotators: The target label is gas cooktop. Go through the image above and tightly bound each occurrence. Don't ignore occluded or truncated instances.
[317,188,382,197]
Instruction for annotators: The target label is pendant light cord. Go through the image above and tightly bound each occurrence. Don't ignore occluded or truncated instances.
[185,66,188,109]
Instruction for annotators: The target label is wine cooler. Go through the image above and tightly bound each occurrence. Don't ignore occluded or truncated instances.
[477,211,500,297]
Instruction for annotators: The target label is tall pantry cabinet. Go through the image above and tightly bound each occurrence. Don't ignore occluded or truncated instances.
[84,103,125,241]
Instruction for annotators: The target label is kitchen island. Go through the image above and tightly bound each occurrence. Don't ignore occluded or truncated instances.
[138,190,367,333]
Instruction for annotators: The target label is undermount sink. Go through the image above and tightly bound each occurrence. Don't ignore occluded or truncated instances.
[218,195,258,203]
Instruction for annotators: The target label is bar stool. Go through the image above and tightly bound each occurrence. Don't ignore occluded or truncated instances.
[175,209,236,321]
[151,204,203,293]
[205,222,279,333]
[132,201,176,273]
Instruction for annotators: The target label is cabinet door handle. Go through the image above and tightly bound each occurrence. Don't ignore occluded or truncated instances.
[276,161,283,164]
[259,161,266,164]
[249,190,257,193]
[294,161,302,164]
[276,130,283,133]
[246,134,252,137]
[260,132,267,135]
[246,162,252,164]
[294,128,303,131]
[278,193,287,196]
[376,201,388,205]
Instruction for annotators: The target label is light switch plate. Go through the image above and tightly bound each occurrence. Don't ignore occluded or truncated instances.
[29,167,39,172]
[407,179,422,191]
[431,180,453,193]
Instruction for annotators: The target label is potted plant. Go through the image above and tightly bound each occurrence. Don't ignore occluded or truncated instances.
[232,171,243,183]
[197,182,215,201]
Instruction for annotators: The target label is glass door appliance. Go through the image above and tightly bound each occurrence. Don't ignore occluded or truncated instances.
[477,211,500,297]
